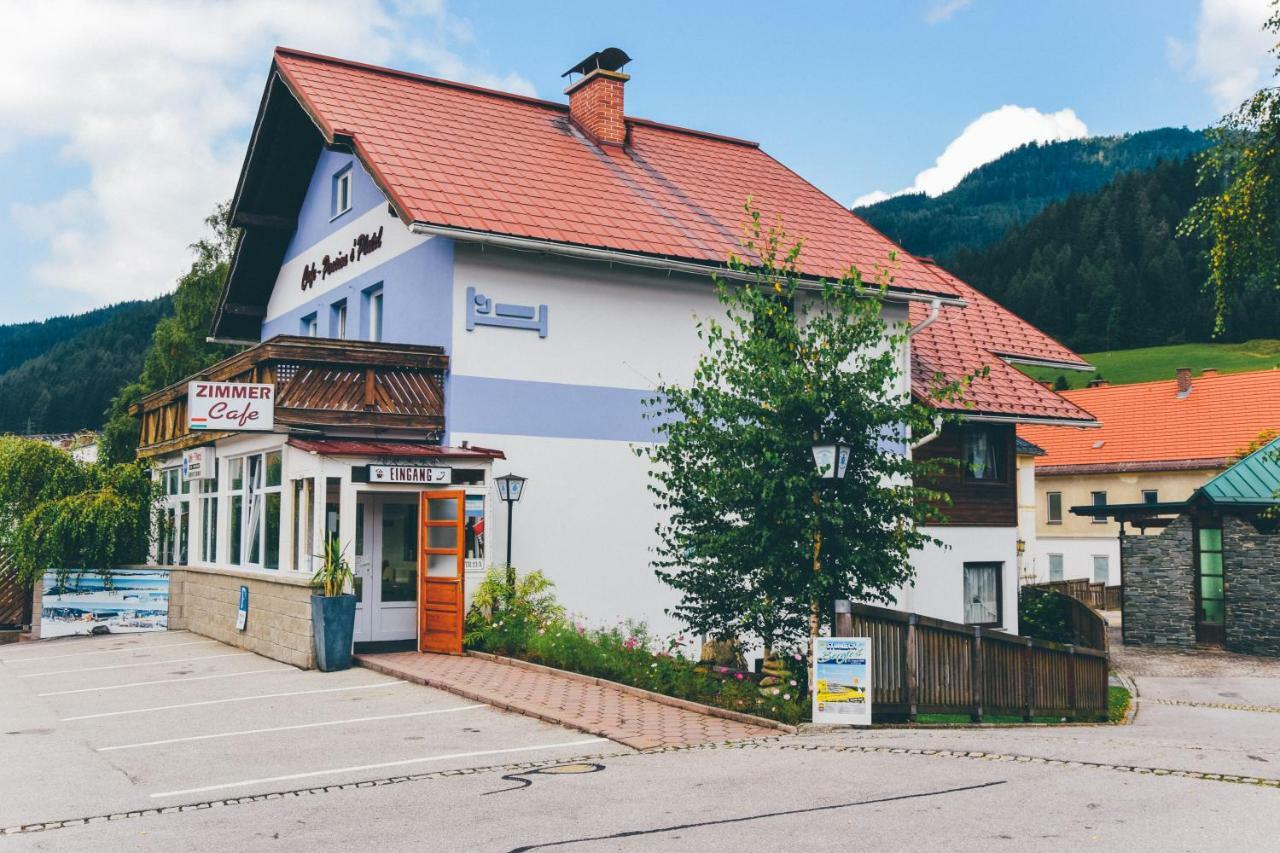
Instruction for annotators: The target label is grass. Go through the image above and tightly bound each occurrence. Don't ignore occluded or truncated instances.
[1108,685,1132,723]
[1019,339,1280,390]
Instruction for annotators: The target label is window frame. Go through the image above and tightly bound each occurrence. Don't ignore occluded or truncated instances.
[301,312,318,337]
[364,284,384,342]
[158,466,191,567]
[1091,490,1108,524]
[330,165,353,220]
[961,424,1007,484]
[223,450,283,571]
[332,300,348,340]
[1048,553,1065,582]
[962,561,1004,627]
[1046,491,1063,524]
[1142,489,1159,505]
[1092,554,1110,584]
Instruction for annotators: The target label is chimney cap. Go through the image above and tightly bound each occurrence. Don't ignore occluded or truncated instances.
[563,47,632,79]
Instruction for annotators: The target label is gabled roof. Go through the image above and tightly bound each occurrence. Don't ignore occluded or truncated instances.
[1201,436,1280,505]
[910,261,1096,425]
[1020,369,1280,473]
[214,47,964,339]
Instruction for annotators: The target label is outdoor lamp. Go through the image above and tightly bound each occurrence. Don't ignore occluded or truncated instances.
[811,442,851,479]
[495,473,528,592]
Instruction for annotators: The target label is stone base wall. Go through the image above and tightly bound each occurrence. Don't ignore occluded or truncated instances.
[1122,514,1196,648]
[170,567,316,669]
[1223,515,1280,656]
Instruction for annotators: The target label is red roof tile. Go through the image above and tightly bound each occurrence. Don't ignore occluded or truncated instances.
[910,262,1096,423]
[288,439,505,459]
[1019,370,1280,470]
[272,48,957,298]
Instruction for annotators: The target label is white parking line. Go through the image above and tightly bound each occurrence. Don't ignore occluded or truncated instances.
[39,668,290,696]
[149,738,609,798]
[99,704,486,751]
[62,680,407,721]
[0,639,218,664]
[0,631,192,661]
[18,652,252,678]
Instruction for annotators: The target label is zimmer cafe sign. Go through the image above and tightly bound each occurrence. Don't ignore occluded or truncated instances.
[188,381,275,431]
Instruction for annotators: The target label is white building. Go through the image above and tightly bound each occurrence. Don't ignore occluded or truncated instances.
[136,47,1095,667]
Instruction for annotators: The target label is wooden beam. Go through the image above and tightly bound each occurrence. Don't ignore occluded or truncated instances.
[232,211,297,231]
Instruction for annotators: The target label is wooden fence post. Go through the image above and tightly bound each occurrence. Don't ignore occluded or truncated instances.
[833,599,852,637]
[905,614,919,722]
[1022,637,1035,722]
[1066,644,1078,721]
[970,626,984,723]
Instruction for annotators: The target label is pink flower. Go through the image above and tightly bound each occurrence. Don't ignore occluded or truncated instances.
[735,673,744,681]
[793,653,802,661]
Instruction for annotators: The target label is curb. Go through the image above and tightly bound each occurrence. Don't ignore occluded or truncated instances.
[1112,671,1140,725]
[465,650,797,735]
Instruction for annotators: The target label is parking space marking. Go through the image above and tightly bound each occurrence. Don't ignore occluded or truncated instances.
[148,738,609,798]
[39,667,290,697]
[0,639,218,664]
[18,652,252,678]
[62,680,407,721]
[98,704,486,751]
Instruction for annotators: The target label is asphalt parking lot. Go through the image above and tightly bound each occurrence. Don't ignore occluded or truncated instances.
[0,631,620,831]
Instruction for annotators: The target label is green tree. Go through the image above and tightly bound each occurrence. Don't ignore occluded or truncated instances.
[101,203,240,464]
[0,437,157,584]
[1182,4,1280,333]
[642,210,965,656]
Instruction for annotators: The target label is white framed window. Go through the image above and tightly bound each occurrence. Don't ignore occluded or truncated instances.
[1091,490,1108,523]
[1142,489,1158,505]
[225,451,283,570]
[1046,491,1062,524]
[159,467,190,566]
[962,425,1005,481]
[1048,553,1064,582]
[1093,555,1110,584]
[331,165,353,219]
[292,477,315,573]
[302,313,318,337]
[332,300,347,339]
[198,460,219,564]
[365,285,384,342]
[963,562,1003,626]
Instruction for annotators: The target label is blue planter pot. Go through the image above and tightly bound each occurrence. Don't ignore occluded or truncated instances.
[311,594,357,672]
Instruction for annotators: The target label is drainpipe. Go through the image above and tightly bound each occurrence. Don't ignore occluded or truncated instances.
[906,298,941,338]
[910,416,943,451]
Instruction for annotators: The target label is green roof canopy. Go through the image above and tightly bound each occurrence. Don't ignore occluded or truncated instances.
[1200,436,1280,506]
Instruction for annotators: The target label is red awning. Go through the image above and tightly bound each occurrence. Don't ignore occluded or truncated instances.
[287,438,505,460]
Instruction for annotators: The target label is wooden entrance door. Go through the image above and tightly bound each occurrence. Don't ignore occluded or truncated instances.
[419,491,465,654]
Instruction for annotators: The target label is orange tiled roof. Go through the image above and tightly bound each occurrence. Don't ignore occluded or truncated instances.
[911,263,1096,423]
[1019,370,1280,471]
[273,48,957,299]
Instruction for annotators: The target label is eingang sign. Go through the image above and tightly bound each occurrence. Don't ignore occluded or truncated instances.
[188,381,275,431]
[369,465,451,484]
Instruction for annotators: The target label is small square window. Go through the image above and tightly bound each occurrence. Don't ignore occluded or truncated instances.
[331,166,353,219]
[1142,489,1158,505]
[1047,492,1063,524]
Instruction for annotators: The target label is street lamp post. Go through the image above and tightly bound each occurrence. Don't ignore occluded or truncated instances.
[809,441,850,637]
[494,473,527,596]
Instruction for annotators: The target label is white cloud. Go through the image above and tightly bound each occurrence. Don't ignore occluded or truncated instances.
[0,0,534,310]
[1184,0,1275,112]
[924,0,972,25]
[852,105,1088,207]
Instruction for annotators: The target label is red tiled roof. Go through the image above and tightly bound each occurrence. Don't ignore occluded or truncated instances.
[272,48,958,299]
[288,439,505,459]
[910,262,1096,423]
[1019,369,1280,470]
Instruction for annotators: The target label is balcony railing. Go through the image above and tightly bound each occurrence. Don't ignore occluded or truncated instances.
[132,336,447,458]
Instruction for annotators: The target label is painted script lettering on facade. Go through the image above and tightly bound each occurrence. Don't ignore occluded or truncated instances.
[466,286,548,337]
[369,465,451,484]
[300,226,385,290]
[188,381,275,431]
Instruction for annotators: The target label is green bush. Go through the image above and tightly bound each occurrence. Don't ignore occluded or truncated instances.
[465,568,808,725]
[1018,586,1076,645]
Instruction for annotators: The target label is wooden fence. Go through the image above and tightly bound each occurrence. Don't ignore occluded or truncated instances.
[1027,579,1121,612]
[0,551,32,630]
[833,600,1109,723]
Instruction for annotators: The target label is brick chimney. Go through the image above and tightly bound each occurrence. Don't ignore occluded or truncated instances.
[1088,378,1109,388]
[1176,367,1192,396]
[563,48,632,146]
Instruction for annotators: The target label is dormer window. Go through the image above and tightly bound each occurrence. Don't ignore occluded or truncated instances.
[331,165,353,219]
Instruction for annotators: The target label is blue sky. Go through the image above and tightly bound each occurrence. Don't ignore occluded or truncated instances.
[0,0,1272,324]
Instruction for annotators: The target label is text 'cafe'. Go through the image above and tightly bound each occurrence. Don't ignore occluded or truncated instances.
[134,337,503,669]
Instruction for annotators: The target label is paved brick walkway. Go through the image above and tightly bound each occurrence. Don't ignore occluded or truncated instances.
[354,652,778,751]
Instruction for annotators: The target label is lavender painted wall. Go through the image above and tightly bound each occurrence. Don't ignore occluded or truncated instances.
[283,149,386,265]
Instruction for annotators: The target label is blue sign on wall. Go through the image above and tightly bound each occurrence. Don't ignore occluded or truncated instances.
[466,286,548,337]
[237,585,249,631]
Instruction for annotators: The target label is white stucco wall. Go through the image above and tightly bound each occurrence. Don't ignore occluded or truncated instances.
[1031,536,1120,585]
[900,526,1019,634]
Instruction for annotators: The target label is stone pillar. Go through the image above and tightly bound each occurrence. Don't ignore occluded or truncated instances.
[1222,515,1280,656]
[1121,514,1196,648]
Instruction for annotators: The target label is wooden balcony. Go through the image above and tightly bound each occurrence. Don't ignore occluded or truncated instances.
[133,336,447,458]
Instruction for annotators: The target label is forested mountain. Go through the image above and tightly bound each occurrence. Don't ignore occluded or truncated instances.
[949,156,1280,352]
[856,128,1210,263]
[0,297,172,434]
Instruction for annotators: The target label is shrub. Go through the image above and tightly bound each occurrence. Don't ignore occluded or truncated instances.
[1018,586,1076,645]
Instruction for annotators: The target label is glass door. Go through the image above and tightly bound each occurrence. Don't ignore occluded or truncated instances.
[1195,525,1225,646]
[373,497,418,642]
[352,497,372,643]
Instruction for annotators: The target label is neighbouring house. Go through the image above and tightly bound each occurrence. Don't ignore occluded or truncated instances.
[1082,436,1280,654]
[21,431,100,464]
[1015,436,1047,584]
[131,47,1094,667]
[1019,368,1280,586]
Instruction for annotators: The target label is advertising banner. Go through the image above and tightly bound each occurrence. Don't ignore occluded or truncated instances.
[188,381,275,432]
[40,569,169,638]
[813,636,872,726]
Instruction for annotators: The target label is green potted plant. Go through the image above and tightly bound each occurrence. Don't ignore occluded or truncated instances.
[310,537,356,672]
